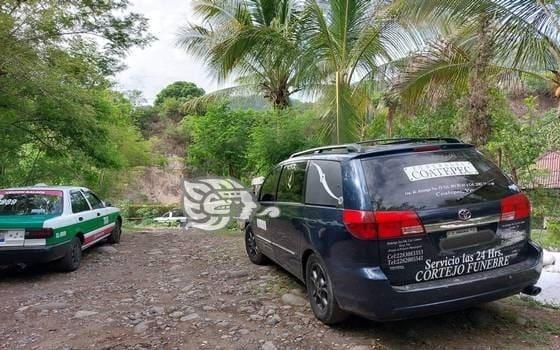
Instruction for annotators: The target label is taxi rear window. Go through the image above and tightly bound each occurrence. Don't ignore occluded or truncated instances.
[0,190,63,216]
[361,149,516,211]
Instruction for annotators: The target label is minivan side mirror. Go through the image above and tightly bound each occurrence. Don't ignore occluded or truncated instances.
[105,202,112,207]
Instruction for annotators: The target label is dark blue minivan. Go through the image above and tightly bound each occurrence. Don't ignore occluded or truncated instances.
[245,138,542,324]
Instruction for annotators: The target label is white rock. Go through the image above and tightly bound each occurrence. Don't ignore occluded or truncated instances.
[74,310,98,319]
[180,313,199,321]
[134,321,149,333]
[32,302,67,311]
[169,311,184,318]
[543,250,556,267]
[281,293,307,306]
[97,245,118,254]
[262,341,277,350]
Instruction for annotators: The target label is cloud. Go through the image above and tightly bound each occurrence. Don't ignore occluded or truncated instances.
[114,0,220,104]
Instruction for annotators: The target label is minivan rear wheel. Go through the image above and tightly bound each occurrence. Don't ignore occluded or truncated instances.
[305,254,348,324]
[245,226,269,265]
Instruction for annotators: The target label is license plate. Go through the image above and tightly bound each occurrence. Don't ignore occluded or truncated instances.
[0,230,24,245]
[447,227,477,238]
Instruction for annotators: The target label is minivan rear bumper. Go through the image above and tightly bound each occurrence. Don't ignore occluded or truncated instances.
[333,241,543,321]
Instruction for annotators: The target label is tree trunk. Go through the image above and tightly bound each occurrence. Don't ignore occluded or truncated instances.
[465,14,494,147]
[386,104,396,138]
[266,79,291,109]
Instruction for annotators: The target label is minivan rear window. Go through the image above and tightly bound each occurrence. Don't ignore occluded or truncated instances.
[362,149,516,211]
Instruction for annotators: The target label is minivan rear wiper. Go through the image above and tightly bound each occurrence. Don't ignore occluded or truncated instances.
[456,178,495,202]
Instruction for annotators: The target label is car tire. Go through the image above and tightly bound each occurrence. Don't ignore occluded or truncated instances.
[107,219,122,244]
[245,226,269,265]
[305,254,348,325]
[55,237,82,272]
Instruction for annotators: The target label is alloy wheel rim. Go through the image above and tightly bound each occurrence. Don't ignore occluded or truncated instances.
[310,263,329,311]
[247,230,258,257]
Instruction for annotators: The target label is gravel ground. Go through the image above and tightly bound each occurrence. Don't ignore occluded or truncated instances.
[0,228,559,350]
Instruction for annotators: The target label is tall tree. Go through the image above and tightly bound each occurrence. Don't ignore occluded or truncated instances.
[392,0,560,145]
[0,0,154,190]
[300,0,418,143]
[154,81,205,106]
[178,0,305,109]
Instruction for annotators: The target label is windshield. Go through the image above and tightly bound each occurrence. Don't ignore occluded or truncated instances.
[0,190,64,216]
[362,149,516,211]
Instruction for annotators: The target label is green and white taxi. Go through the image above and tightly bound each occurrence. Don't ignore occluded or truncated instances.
[0,185,122,271]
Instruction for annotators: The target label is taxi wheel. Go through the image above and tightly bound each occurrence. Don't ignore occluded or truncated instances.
[305,254,348,325]
[107,220,122,244]
[55,237,82,272]
[245,226,268,265]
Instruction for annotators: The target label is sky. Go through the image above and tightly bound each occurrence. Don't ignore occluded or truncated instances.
[114,0,221,104]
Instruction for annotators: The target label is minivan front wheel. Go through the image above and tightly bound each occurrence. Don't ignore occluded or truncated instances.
[305,255,348,324]
[245,226,268,265]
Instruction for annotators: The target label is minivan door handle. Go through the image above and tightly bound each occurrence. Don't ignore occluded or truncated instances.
[97,212,101,217]
[78,217,84,222]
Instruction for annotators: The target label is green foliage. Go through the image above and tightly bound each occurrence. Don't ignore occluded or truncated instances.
[246,109,321,175]
[0,0,154,199]
[185,105,257,179]
[120,204,176,219]
[154,81,205,107]
[392,102,460,138]
[486,92,554,184]
[183,104,321,180]
[549,220,560,236]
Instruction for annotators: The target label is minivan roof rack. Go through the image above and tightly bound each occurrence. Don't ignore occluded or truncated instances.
[357,137,462,146]
[290,144,363,158]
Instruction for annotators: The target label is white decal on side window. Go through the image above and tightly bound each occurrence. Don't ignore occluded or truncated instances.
[403,161,479,182]
[311,163,343,205]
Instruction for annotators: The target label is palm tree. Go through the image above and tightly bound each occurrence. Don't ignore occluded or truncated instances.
[177,0,304,109]
[300,0,419,143]
[392,0,560,146]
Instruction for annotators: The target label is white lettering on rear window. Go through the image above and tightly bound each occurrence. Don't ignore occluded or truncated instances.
[403,161,479,182]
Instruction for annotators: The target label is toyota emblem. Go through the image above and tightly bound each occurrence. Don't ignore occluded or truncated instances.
[458,209,472,221]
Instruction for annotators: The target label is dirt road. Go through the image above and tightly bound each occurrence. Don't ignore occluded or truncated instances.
[1,229,559,349]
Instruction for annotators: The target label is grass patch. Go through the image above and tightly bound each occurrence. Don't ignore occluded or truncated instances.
[251,269,301,297]
[213,227,244,237]
[532,229,560,250]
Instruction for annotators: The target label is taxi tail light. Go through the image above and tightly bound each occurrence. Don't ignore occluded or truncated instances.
[343,210,425,240]
[500,193,531,221]
[25,228,54,239]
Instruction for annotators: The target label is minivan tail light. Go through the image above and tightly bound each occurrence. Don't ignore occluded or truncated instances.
[25,228,54,239]
[375,211,425,240]
[342,210,376,240]
[500,193,531,221]
[343,210,425,240]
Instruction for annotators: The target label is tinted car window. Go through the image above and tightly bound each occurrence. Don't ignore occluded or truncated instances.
[259,167,282,202]
[362,149,515,211]
[277,162,307,203]
[172,209,184,217]
[71,192,91,213]
[84,191,104,209]
[306,160,342,206]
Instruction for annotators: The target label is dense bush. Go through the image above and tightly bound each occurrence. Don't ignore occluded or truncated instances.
[246,109,321,176]
[120,204,176,219]
[548,220,560,235]
[184,104,321,181]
